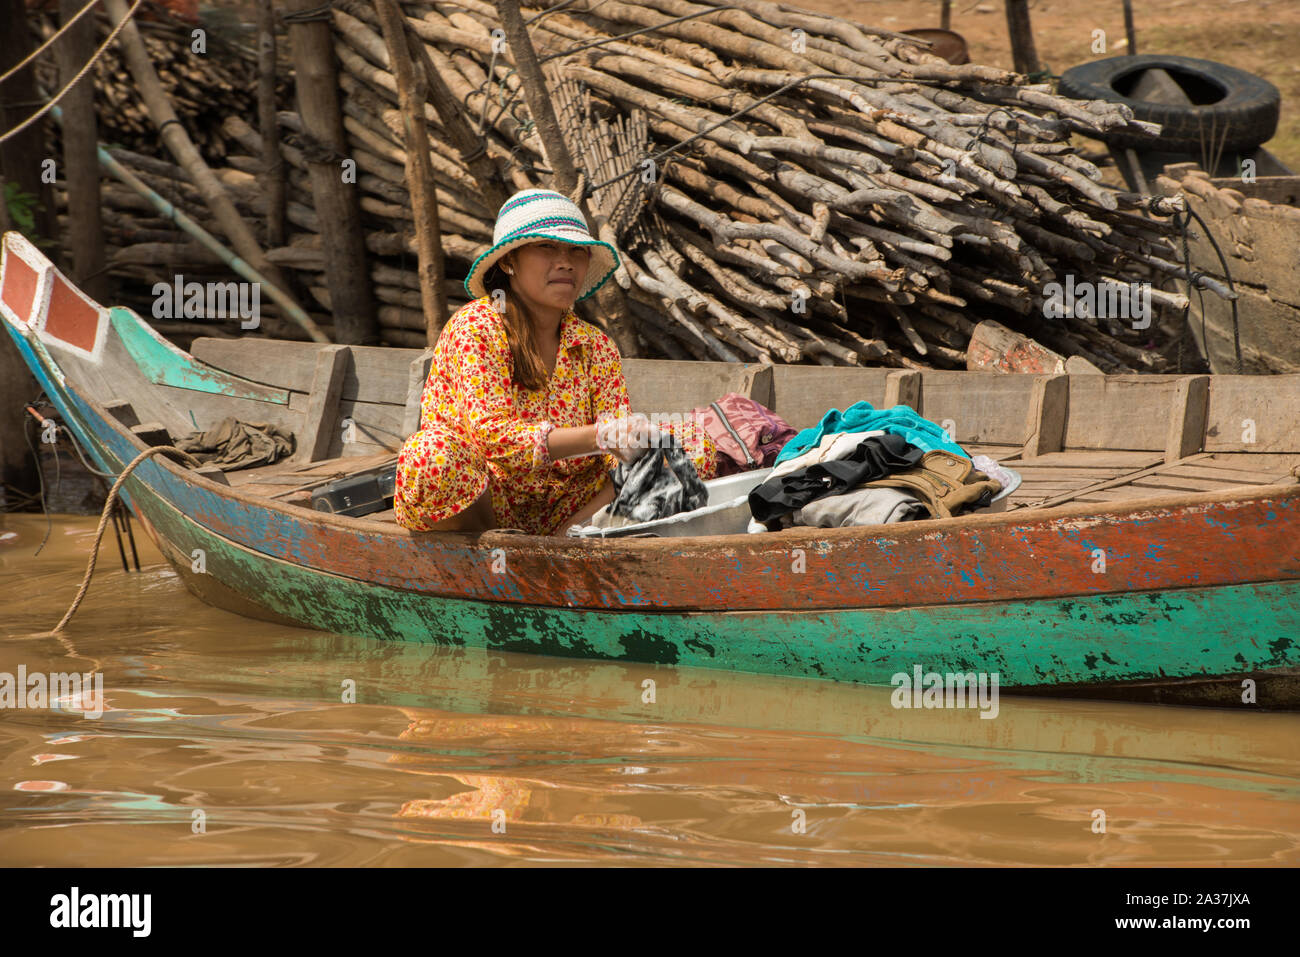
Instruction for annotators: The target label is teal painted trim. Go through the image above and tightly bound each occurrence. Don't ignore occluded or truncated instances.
[136,474,1300,690]
[108,307,290,404]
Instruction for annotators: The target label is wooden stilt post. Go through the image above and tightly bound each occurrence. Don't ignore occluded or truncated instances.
[282,0,378,344]
[1122,0,1138,55]
[0,0,44,504]
[1004,0,1041,75]
[55,0,107,302]
[0,0,58,250]
[0,332,40,508]
[493,0,641,358]
[494,0,579,194]
[373,0,448,345]
[257,0,287,248]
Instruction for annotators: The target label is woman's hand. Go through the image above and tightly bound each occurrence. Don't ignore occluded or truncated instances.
[597,413,662,464]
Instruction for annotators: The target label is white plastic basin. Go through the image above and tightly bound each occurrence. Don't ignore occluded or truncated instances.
[567,465,1022,537]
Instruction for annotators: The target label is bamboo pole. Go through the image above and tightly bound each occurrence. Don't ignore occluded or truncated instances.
[1122,0,1138,55]
[100,0,305,318]
[63,116,329,342]
[373,0,448,343]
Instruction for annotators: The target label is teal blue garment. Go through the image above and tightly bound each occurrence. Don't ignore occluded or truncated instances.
[773,402,969,465]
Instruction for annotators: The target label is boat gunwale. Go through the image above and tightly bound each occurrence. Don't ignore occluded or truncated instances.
[77,382,1300,553]
[6,306,1291,556]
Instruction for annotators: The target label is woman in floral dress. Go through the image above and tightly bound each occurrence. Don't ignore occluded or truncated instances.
[395,189,716,535]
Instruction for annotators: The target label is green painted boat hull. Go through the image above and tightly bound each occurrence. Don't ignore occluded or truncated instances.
[137,469,1300,701]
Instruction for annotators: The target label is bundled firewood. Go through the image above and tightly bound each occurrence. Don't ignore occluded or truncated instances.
[314,0,1198,369]
[40,0,1212,363]
[31,5,265,163]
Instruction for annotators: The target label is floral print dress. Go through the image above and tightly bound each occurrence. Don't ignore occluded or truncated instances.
[395,297,717,535]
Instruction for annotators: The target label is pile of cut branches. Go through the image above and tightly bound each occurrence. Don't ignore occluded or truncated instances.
[317,0,1199,368]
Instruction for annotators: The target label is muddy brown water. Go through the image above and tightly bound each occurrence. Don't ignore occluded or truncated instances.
[1,514,1297,866]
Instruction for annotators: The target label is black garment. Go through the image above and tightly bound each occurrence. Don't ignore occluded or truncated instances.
[748,432,924,528]
[609,435,708,524]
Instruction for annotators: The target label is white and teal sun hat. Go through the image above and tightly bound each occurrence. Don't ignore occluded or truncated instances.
[463,188,620,302]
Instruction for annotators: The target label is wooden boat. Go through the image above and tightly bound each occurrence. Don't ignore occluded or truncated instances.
[4,232,1299,708]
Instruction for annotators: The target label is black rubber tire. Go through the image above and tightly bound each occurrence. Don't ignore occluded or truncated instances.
[1057,55,1280,153]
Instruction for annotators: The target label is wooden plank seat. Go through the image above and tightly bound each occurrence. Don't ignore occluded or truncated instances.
[221,451,396,504]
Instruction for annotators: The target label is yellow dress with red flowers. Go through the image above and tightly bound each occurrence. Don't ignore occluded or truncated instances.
[395,297,717,535]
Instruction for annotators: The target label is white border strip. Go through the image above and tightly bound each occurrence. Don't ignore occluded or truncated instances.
[0,231,52,333]
[34,262,108,364]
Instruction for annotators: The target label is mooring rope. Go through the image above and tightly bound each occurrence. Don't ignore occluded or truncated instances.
[0,0,104,86]
[281,1,335,24]
[44,444,200,635]
[0,0,144,147]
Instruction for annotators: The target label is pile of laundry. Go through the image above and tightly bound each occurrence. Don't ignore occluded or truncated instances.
[572,395,1016,536]
[745,403,1017,532]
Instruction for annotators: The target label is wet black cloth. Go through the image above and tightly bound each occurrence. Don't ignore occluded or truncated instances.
[177,417,296,471]
[748,432,924,529]
[609,435,708,524]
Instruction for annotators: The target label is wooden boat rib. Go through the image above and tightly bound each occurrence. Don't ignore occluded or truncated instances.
[4,232,1299,708]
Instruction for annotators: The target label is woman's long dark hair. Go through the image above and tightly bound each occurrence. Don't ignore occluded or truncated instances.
[482,256,548,392]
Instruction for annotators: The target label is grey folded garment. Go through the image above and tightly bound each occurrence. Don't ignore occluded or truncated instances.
[177,417,296,471]
[792,486,926,528]
[607,435,707,525]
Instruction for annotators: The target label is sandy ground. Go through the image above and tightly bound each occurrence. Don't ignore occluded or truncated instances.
[792,0,1300,171]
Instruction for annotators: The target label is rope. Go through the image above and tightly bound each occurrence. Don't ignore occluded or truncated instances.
[537,6,741,64]
[156,116,185,139]
[281,1,335,24]
[569,169,587,205]
[1175,206,1243,374]
[22,406,54,556]
[0,0,144,147]
[584,72,857,194]
[1182,206,1243,375]
[471,44,505,139]
[43,445,200,635]
[56,418,117,477]
[0,0,104,87]
[964,107,1022,160]
[524,0,584,27]
[298,129,349,165]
